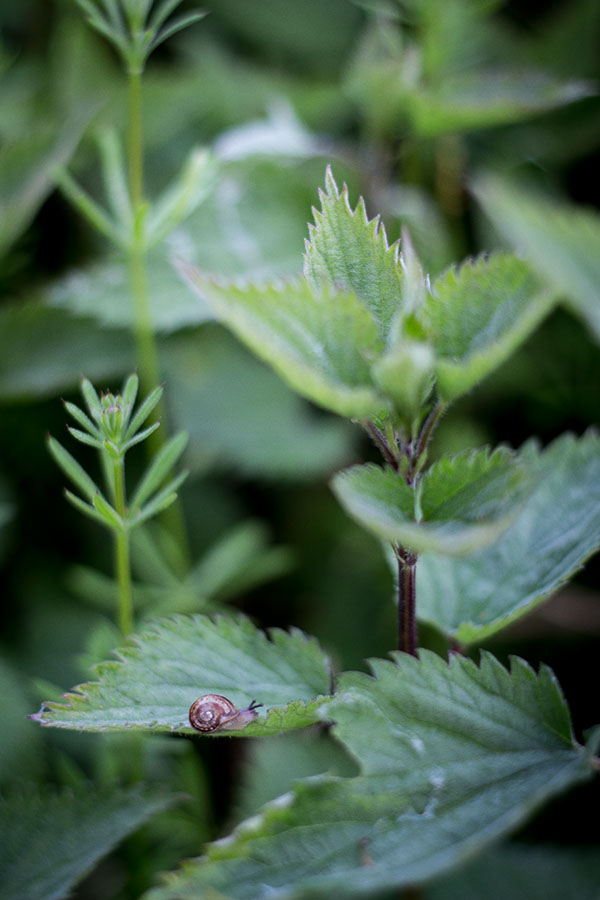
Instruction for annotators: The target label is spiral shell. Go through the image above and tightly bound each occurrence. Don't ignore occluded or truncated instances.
[188,694,263,734]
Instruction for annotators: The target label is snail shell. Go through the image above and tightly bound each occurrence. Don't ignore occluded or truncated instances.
[188,694,263,734]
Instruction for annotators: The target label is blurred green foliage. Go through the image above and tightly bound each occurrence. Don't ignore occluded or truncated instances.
[0,0,598,897]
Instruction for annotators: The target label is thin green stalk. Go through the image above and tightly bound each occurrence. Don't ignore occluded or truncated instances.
[113,457,133,635]
[126,67,190,570]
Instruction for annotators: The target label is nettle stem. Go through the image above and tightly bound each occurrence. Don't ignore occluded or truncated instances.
[113,457,133,636]
[396,547,418,657]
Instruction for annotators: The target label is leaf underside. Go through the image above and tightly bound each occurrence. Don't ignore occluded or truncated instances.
[32,614,332,736]
[144,651,593,900]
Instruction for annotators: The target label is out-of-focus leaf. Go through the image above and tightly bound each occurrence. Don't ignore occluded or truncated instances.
[425,253,556,401]
[332,446,530,556]
[164,326,355,479]
[0,303,134,401]
[143,652,596,900]
[0,113,90,258]
[32,614,332,736]
[409,69,593,137]
[0,785,178,900]
[418,432,600,644]
[472,173,600,341]
[427,843,600,900]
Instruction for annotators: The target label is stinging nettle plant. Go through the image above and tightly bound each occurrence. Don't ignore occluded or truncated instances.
[31,168,600,900]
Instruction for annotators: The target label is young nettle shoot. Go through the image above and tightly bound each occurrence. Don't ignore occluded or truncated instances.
[48,373,188,634]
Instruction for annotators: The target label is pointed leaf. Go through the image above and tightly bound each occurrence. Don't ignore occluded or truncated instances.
[47,436,99,502]
[0,785,177,900]
[304,166,402,337]
[425,253,556,401]
[130,470,188,527]
[31,614,331,735]
[65,489,112,527]
[180,266,386,420]
[63,401,101,437]
[130,431,188,511]
[124,384,163,441]
[419,431,600,643]
[332,447,530,556]
[143,652,595,900]
[473,174,600,341]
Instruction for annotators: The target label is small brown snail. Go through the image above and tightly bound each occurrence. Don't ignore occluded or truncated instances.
[188,694,263,734]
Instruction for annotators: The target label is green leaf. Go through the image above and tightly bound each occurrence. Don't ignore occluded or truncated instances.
[418,431,600,643]
[0,785,177,900]
[144,652,595,900]
[409,69,593,137]
[31,614,331,735]
[165,326,355,480]
[47,436,99,502]
[130,431,188,511]
[427,844,600,900]
[332,447,530,556]
[0,302,134,401]
[303,166,403,337]
[180,268,386,420]
[472,174,600,341]
[425,253,556,401]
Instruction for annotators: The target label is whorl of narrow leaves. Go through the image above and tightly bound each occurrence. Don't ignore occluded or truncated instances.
[0,785,177,900]
[31,614,332,735]
[142,651,597,900]
[418,431,600,643]
[332,446,531,556]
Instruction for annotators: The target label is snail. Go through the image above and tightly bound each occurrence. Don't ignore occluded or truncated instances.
[188,694,263,734]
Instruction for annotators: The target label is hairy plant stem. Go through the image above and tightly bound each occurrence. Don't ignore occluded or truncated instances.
[396,548,418,657]
[113,457,133,635]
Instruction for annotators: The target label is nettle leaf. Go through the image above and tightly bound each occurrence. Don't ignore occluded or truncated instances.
[304,166,402,337]
[473,174,600,341]
[179,267,386,420]
[424,253,556,401]
[144,652,596,900]
[0,785,177,900]
[418,431,600,644]
[31,614,331,735]
[332,447,529,556]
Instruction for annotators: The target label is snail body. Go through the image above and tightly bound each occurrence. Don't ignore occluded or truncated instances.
[189,694,263,734]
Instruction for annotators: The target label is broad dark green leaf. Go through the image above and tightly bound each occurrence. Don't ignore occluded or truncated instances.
[144,651,597,900]
[473,173,600,341]
[0,785,177,900]
[304,166,402,337]
[425,253,556,401]
[418,431,600,643]
[32,614,332,735]
[179,268,385,420]
[332,447,529,555]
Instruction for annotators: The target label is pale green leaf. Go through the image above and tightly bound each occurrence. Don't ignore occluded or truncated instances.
[0,785,177,900]
[418,431,600,643]
[130,431,188,511]
[425,253,556,401]
[32,614,331,735]
[144,652,595,900]
[304,166,403,337]
[47,436,99,502]
[332,447,529,556]
[180,267,386,420]
[472,174,600,340]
